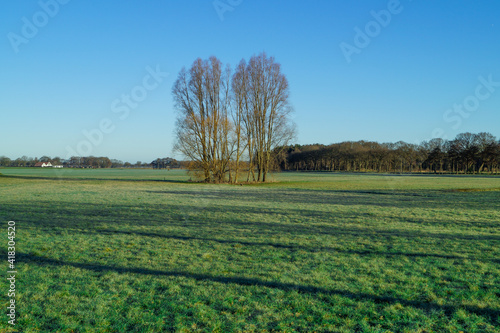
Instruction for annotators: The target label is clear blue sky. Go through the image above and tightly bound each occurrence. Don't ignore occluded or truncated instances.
[1,0,499,162]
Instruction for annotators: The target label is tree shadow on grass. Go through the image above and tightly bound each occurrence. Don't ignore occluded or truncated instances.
[145,187,499,211]
[85,228,500,264]
[4,200,499,242]
[16,252,500,325]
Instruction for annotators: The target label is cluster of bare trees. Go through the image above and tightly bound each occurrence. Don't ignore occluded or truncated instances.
[278,132,500,174]
[151,157,180,169]
[172,53,295,183]
[64,156,113,168]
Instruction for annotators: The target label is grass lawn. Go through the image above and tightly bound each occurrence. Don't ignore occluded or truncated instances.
[0,168,499,332]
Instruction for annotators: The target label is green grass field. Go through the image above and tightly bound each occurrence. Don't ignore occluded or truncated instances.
[1,168,499,332]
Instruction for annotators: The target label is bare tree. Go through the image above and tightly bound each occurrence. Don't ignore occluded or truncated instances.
[454,132,479,173]
[240,52,295,182]
[172,56,233,183]
[231,59,250,183]
[475,132,496,173]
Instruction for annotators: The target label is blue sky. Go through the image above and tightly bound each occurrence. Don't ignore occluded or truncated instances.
[1,1,499,162]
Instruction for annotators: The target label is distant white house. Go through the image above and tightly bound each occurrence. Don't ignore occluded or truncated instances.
[34,162,52,167]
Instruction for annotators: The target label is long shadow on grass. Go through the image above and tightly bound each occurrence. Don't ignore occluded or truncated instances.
[4,200,499,242]
[146,188,499,211]
[17,252,500,324]
[91,228,500,264]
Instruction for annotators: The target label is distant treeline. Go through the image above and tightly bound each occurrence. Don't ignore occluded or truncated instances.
[274,132,500,174]
[3,132,499,174]
[0,156,184,169]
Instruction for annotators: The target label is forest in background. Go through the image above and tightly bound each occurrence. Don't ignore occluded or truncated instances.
[275,132,500,174]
